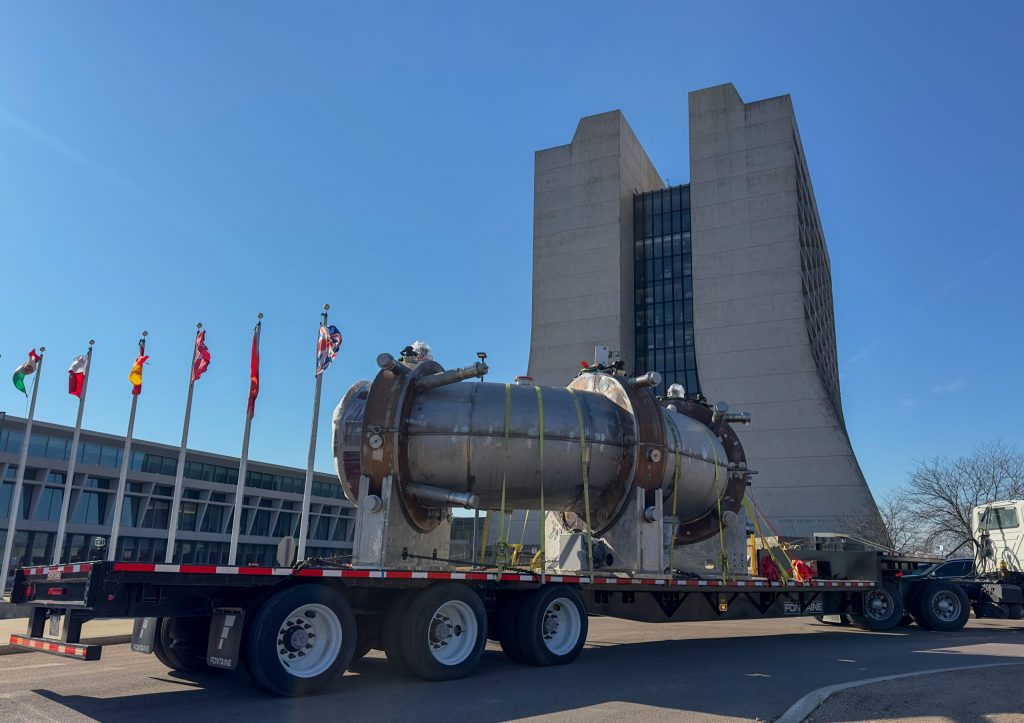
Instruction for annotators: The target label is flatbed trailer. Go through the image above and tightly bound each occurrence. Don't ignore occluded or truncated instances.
[6,549,971,697]
[4,350,982,696]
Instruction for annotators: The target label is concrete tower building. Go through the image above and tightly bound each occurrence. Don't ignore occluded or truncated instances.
[528,83,877,536]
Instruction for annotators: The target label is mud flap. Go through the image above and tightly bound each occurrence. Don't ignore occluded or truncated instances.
[206,608,244,670]
[131,617,158,654]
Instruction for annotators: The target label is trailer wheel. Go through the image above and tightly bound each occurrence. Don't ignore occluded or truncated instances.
[913,581,970,631]
[1008,603,1023,620]
[497,595,527,663]
[850,580,903,632]
[381,591,415,675]
[352,640,373,661]
[517,585,588,666]
[153,617,218,674]
[400,583,487,681]
[245,584,356,696]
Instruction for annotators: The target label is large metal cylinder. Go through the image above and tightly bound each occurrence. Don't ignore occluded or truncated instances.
[333,354,752,544]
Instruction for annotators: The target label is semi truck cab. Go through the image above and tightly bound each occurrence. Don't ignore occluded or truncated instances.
[974,500,1023,580]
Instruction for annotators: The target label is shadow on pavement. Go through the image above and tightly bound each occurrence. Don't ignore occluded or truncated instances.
[27,623,1024,723]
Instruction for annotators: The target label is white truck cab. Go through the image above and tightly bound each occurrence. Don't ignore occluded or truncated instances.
[973,500,1023,578]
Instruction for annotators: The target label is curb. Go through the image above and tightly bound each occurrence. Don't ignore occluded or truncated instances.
[774,661,1024,723]
[0,634,133,656]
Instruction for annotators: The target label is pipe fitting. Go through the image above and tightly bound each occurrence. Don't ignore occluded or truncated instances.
[376,353,406,375]
[406,483,480,510]
[415,362,489,391]
[632,371,662,389]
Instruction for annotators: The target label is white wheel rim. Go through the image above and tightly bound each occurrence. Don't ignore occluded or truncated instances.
[276,603,343,678]
[427,600,478,665]
[541,597,582,656]
[931,590,961,621]
[863,589,894,621]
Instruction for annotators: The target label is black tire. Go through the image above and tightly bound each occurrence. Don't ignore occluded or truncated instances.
[352,640,373,661]
[913,581,971,632]
[381,592,415,675]
[850,580,904,632]
[153,616,217,674]
[245,584,357,696]
[497,595,527,664]
[516,585,588,666]
[400,583,487,681]
[1008,603,1023,620]
[151,618,174,669]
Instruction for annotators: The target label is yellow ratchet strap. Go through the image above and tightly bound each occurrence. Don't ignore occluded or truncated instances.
[535,385,546,580]
[567,388,594,576]
[495,383,512,573]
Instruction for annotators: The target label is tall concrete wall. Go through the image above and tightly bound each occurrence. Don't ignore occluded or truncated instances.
[528,111,664,387]
[688,83,877,535]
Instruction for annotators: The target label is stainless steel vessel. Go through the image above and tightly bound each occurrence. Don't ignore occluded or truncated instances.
[333,352,752,545]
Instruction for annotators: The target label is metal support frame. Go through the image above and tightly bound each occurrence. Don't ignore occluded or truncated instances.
[545,487,666,574]
[350,474,452,569]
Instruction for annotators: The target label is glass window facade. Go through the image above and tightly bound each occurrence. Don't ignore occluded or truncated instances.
[1,418,355,573]
[633,185,701,397]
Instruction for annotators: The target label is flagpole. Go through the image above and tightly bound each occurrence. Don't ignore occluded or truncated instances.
[297,305,329,562]
[229,313,262,567]
[52,341,94,565]
[165,323,202,563]
[109,332,146,562]
[1,347,45,596]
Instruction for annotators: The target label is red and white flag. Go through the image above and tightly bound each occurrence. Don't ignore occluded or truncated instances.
[68,355,88,397]
[191,329,212,382]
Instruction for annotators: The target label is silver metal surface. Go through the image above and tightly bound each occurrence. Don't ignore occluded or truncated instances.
[632,371,662,388]
[415,362,489,391]
[334,352,749,546]
[407,483,480,509]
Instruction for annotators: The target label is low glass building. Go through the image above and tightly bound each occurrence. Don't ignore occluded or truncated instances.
[0,413,353,578]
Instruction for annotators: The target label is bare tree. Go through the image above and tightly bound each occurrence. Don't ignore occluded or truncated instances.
[844,490,925,554]
[901,440,1024,555]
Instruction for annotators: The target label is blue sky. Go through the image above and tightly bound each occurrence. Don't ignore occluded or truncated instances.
[0,3,1021,497]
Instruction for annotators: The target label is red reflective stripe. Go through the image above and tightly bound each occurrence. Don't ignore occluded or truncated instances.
[9,635,86,657]
[386,571,414,579]
[178,565,217,574]
[237,567,273,575]
[295,569,325,577]
[113,563,156,572]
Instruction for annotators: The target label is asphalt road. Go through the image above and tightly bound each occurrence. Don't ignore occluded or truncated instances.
[1,616,1021,722]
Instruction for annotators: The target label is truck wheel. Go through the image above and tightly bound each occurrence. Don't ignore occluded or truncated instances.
[352,640,373,661]
[381,592,415,675]
[1008,604,1023,620]
[154,616,218,674]
[850,580,903,631]
[245,584,356,696]
[914,581,970,631]
[497,595,527,664]
[400,583,487,681]
[517,585,588,666]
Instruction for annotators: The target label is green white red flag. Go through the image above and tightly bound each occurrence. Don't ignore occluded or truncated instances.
[12,349,42,396]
